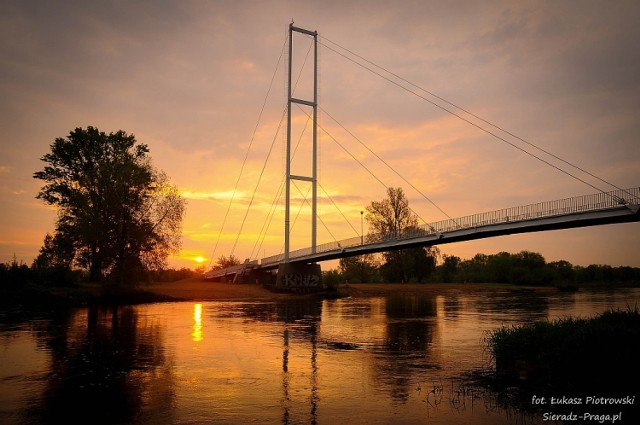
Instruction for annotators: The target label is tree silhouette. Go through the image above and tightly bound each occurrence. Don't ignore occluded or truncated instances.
[365,187,437,282]
[365,187,417,239]
[34,126,186,284]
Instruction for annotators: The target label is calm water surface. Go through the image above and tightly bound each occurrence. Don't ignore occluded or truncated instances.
[1,288,639,424]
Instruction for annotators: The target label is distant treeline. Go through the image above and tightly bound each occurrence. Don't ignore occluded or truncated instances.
[0,256,200,288]
[326,250,640,287]
[436,251,640,286]
[3,250,639,290]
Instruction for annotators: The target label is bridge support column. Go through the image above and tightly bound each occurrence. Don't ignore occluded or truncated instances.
[275,263,322,293]
[285,24,318,262]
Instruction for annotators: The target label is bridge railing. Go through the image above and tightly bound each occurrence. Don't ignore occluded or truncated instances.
[259,187,639,266]
[410,187,638,238]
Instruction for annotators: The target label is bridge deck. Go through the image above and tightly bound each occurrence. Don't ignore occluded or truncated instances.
[205,187,639,279]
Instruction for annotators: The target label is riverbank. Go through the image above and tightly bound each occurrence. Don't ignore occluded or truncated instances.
[141,279,557,302]
[339,282,556,297]
[0,278,321,310]
[145,278,295,301]
[0,278,623,311]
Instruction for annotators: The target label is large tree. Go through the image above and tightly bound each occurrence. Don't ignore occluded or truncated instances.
[366,187,438,282]
[366,187,418,239]
[34,126,186,284]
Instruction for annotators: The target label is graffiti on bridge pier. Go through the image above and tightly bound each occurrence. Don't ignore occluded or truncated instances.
[282,273,321,288]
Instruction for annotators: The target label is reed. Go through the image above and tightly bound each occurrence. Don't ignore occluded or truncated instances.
[487,307,640,392]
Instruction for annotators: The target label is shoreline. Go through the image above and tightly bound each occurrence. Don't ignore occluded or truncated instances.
[142,279,558,302]
[3,279,635,312]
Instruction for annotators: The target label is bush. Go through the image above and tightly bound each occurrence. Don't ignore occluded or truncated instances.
[34,264,82,287]
[0,258,32,287]
[487,308,640,392]
[322,269,342,291]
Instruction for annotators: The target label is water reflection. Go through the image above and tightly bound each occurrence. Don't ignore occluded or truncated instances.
[440,294,462,319]
[468,291,551,321]
[192,303,203,342]
[276,301,320,425]
[23,306,174,425]
[2,289,638,424]
[375,296,438,403]
[217,300,323,424]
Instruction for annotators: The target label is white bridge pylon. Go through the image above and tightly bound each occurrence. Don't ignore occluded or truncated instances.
[285,24,318,263]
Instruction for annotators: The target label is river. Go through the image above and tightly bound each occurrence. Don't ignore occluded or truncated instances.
[1,287,638,424]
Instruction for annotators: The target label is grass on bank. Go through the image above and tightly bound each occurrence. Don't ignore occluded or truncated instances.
[487,307,640,392]
[0,279,179,310]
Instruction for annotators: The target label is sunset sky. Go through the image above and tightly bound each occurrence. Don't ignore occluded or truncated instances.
[1,0,639,271]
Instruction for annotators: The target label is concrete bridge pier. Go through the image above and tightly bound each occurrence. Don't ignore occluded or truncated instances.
[275,262,323,293]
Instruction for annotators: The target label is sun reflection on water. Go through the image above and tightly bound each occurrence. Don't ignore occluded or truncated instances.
[192,303,203,342]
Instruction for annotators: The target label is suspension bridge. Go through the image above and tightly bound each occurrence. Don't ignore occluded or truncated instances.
[204,24,640,289]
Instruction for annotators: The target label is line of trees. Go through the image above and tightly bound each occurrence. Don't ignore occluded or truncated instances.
[325,187,640,287]
[0,256,199,289]
[435,251,640,286]
[327,250,640,287]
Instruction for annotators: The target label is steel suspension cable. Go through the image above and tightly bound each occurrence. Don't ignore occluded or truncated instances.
[254,121,363,259]
[321,35,629,196]
[230,106,286,257]
[236,35,316,260]
[318,181,360,236]
[207,34,287,268]
[321,106,453,221]
[253,179,285,260]
[292,180,339,244]
[295,104,429,226]
[273,179,313,257]
[250,114,312,259]
[318,36,625,202]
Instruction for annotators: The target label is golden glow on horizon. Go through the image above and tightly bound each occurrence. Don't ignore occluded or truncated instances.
[180,189,249,201]
[195,256,205,264]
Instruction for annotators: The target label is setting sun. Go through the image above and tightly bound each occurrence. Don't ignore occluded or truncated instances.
[195,256,205,264]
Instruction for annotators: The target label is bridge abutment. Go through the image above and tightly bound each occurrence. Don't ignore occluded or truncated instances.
[231,269,274,286]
